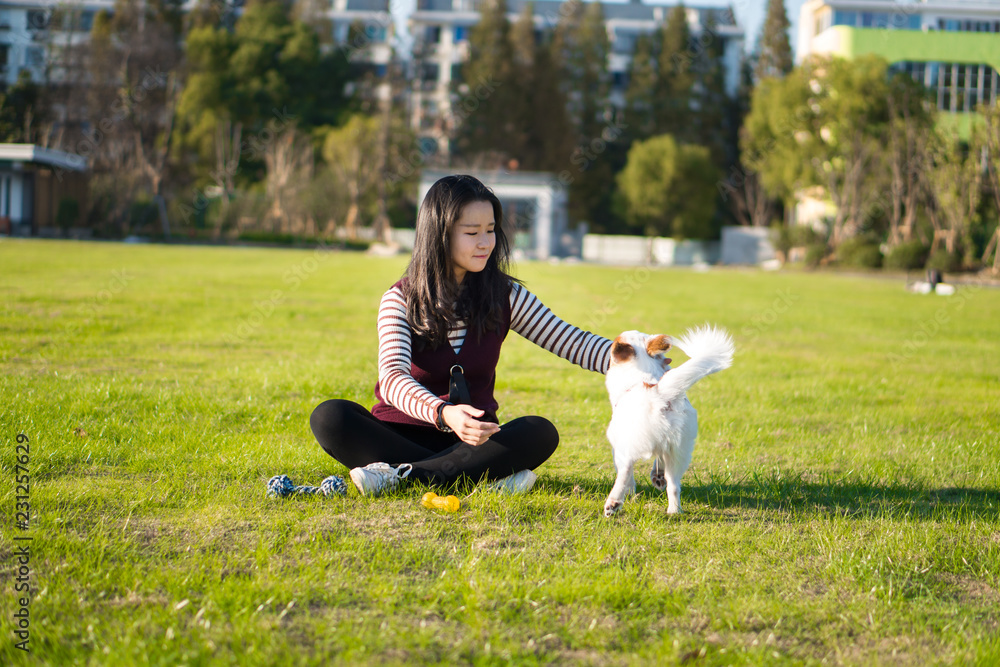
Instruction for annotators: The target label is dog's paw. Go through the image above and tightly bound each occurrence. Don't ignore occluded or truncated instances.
[650,466,667,492]
[603,498,623,517]
[666,505,684,515]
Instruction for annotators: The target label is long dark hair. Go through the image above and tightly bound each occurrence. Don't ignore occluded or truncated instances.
[405,174,519,349]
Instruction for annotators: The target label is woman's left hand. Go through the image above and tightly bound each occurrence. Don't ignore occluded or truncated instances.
[441,404,500,446]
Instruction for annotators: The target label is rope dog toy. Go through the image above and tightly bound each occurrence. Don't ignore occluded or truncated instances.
[421,492,461,512]
[266,474,347,498]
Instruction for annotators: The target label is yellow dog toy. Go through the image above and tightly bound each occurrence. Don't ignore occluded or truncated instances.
[421,492,460,512]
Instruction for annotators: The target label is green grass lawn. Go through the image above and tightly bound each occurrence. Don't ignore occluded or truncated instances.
[1,238,999,666]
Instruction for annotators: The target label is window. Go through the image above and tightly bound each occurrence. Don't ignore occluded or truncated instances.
[79,11,94,32]
[453,26,467,42]
[24,46,44,67]
[426,25,441,44]
[613,32,636,54]
[26,10,49,30]
[833,11,857,27]
[890,60,1000,111]
[936,17,997,33]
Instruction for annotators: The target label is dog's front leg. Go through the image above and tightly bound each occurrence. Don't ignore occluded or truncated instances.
[604,451,636,517]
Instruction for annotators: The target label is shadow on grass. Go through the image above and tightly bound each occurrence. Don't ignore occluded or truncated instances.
[542,470,1000,521]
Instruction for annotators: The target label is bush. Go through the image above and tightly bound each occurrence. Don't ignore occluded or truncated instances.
[805,243,827,268]
[791,224,823,247]
[56,197,80,232]
[837,236,883,269]
[926,248,961,273]
[884,240,930,271]
[771,222,793,258]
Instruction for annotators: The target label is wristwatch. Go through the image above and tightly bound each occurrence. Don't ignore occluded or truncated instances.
[435,402,453,432]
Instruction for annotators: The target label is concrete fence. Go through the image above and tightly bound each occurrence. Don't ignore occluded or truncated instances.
[389,226,775,267]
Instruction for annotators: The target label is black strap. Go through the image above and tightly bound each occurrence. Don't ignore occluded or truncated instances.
[448,364,472,405]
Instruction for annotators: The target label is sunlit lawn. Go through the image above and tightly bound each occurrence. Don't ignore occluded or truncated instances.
[1,238,998,665]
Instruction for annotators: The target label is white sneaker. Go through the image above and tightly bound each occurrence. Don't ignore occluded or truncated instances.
[485,469,538,495]
[349,462,413,497]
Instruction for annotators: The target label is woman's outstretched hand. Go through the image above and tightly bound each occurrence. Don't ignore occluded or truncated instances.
[442,404,500,446]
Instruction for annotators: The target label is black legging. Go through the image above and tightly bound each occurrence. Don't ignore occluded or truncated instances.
[310,399,559,485]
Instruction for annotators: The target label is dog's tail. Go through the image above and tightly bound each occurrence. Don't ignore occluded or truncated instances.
[657,325,734,401]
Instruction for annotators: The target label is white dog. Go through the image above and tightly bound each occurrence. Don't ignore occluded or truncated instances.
[603,325,734,517]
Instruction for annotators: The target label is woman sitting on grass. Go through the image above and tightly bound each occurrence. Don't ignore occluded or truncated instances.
[310,174,614,497]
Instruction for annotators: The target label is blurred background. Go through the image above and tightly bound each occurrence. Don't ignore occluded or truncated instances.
[0,0,997,275]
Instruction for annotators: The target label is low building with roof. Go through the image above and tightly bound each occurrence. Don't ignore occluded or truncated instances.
[0,143,88,236]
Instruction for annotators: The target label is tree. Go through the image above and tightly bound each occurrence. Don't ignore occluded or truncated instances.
[690,11,731,166]
[0,71,44,143]
[742,55,893,246]
[615,134,719,239]
[624,33,657,141]
[926,129,981,265]
[454,0,517,161]
[885,71,934,246]
[654,4,695,138]
[552,0,610,142]
[509,4,574,172]
[321,113,416,240]
[980,103,1000,272]
[552,0,617,229]
[755,0,793,81]
[175,0,351,234]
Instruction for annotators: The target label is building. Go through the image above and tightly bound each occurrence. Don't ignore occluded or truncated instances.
[409,0,744,156]
[0,143,88,236]
[797,0,1000,132]
[328,0,395,82]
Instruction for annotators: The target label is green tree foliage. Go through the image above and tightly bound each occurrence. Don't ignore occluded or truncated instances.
[926,129,982,266]
[0,71,43,142]
[176,0,350,171]
[654,4,695,138]
[553,0,610,141]
[980,103,1000,271]
[321,113,416,239]
[755,0,793,81]
[455,0,517,160]
[615,134,719,239]
[742,55,894,244]
[508,4,574,172]
[552,0,620,230]
[689,11,731,167]
[624,33,657,141]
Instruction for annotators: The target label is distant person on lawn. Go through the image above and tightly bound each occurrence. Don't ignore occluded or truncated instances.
[310,174,614,497]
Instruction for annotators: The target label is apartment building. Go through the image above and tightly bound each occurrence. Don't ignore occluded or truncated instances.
[797,0,1000,123]
[408,0,744,155]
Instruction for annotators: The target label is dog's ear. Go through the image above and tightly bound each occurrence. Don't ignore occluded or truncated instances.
[611,335,635,364]
[646,335,671,356]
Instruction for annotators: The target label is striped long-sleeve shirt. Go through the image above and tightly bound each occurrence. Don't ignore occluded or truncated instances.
[376,282,612,425]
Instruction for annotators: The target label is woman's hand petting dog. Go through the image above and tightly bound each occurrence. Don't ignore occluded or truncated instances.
[442,404,501,446]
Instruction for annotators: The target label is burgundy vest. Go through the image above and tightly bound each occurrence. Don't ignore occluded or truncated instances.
[371,279,511,426]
